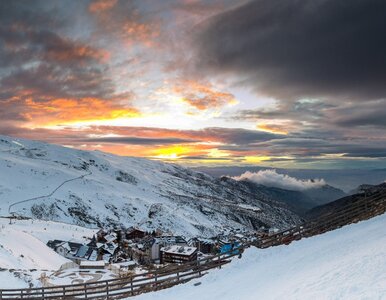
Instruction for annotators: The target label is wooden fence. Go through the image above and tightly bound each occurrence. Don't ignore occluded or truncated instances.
[0,247,242,299]
[1,188,385,299]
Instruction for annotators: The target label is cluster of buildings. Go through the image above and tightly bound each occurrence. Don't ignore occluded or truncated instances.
[47,226,250,268]
[47,232,119,264]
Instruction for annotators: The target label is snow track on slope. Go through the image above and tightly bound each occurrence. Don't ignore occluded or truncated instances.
[8,171,92,215]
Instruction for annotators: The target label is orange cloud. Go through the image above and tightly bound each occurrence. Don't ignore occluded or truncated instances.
[89,2,159,48]
[73,143,214,159]
[122,21,159,47]
[257,123,288,135]
[149,143,214,159]
[23,98,140,127]
[89,0,117,13]
[173,80,237,111]
[86,144,150,157]
[45,41,110,64]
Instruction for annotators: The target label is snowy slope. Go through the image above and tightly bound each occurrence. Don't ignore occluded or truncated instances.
[0,135,300,237]
[0,218,97,247]
[0,228,67,270]
[135,213,386,300]
[0,218,97,288]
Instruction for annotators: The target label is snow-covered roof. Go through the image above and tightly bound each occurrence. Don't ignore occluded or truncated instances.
[66,242,83,253]
[104,233,117,242]
[80,260,105,267]
[189,237,215,244]
[88,250,98,261]
[102,253,112,262]
[75,245,89,258]
[102,243,117,255]
[156,236,187,245]
[161,245,197,256]
[113,261,136,268]
[47,240,66,249]
[218,239,240,245]
[61,242,72,252]
[126,227,145,233]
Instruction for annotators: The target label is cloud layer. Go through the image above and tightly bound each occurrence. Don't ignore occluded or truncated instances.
[233,170,326,191]
[195,0,386,101]
[0,0,385,168]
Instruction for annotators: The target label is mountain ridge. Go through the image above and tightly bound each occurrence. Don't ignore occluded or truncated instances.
[0,135,302,237]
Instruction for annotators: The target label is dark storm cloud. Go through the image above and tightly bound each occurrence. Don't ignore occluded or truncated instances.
[0,2,111,93]
[331,100,386,128]
[87,126,283,145]
[231,99,334,123]
[1,63,114,100]
[78,126,283,147]
[0,125,283,149]
[83,137,198,145]
[195,0,386,100]
[257,137,386,158]
[198,127,283,144]
[172,156,238,162]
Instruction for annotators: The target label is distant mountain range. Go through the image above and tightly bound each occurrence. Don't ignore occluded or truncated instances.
[306,183,386,220]
[233,180,346,216]
[194,166,386,193]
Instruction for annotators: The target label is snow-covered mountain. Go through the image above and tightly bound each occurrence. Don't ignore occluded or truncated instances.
[306,182,386,220]
[0,135,300,237]
[229,180,345,215]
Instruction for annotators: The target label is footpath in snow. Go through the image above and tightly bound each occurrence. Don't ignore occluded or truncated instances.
[134,213,386,300]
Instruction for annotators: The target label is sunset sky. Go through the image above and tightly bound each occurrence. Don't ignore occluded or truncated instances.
[1,0,386,168]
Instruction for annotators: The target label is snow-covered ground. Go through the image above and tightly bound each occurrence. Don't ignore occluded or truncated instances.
[0,218,97,288]
[0,218,97,245]
[134,214,386,300]
[45,268,118,286]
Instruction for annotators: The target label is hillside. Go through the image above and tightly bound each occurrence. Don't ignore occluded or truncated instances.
[0,218,96,288]
[306,183,386,220]
[135,212,386,300]
[0,135,301,237]
[233,180,345,215]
